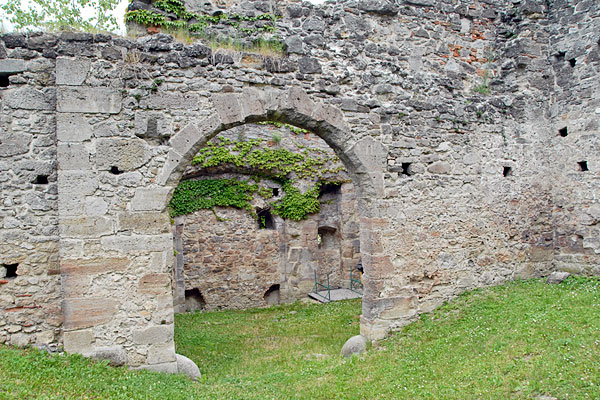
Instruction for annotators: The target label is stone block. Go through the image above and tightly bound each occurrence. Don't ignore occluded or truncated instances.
[101,234,172,252]
[134,111,172,140]
[546,271,571,284]
[134,362,178,373]
[58,143,90,170]
[55,57,90,85]
[0,133,32,157]
[341,335,367,357]
[0,59,25,73]
[211,93,243,126]
[62,297,119,330]
[240,87,265,119]
[169,123,201,156]
[147,342,177,364]
[427,161,452,174]
[132,325,174,345]
[350,137,388,172]
[57,87,122,114]
[56,113,93,142]
[95,138,151,171]
[60,257,131,276]
[63,329,94,354]
[4,87,56,110]
[58,171,98,197]
[176,354,201,380]
[85,197,108,216]
[59,216,113,238]
[147,93,199,110]
[156,150,184,186]
[91,346,127,366]
[138,273,171,295]
[117,212,170,234]
[61,274,91,297]
[131,188,172,211]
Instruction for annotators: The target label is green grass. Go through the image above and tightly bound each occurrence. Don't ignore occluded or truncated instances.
[1,277,599,399]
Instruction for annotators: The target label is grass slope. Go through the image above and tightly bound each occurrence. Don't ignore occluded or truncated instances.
[1,278,599,399]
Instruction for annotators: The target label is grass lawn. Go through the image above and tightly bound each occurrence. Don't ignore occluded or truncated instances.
[1,277,599,399]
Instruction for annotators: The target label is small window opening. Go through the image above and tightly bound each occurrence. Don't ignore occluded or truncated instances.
[264,284,280,305]
[109,166,124,175]
[0,74,10,88]
[568,58,576,67]
[2,263,18,278]
[578,161,588,172]
[503,166,512,177]
[317,227,337,249]
[558,127,568,137]
[257,209,275,230]
[319,183,341,197]
[184,288,206,312]
[272,187,279,196]
[554,51,566,62]
[401,162,412,176]
[34,175,49,184]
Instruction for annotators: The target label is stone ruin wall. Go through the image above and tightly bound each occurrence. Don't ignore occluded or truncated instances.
[172,123,360,311]
[0,0,597,369]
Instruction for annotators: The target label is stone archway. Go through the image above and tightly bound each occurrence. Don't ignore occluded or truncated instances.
[58,86,391,371]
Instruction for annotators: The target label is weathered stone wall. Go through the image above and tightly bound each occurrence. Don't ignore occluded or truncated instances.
[173,123,359,311]
[0,0,597,369]
[0,56,61,348]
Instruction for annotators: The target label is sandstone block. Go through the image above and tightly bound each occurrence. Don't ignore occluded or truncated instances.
[55,57,90,85]
[57,87,122,114]
[240,87,265,119]
[212,93,243,126]
[63,329,94,354]
[61,257,131,275]
[156,150,184,186]
[59,216,113,238]
[147,342,177,364]
[95,138,151,171]
[133,325,173,345]
[56,113,93,142]
[131,188,172,211]
[350,137,388,172]
[100,234,172,252]
[134,362,178,373]
[62,298,119,330]
[138,273,171,295]
[117,212,170,234]
[91,346,127,366]
[58,171,98,197]
[58,143,90,170]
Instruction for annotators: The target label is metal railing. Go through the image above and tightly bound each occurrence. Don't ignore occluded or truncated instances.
[313,270,331,302]
[350,266,363,294]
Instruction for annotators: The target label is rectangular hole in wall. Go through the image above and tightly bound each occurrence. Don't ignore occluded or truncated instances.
[2,263,19,278]
[558,127,568,137]
[401,162,412,176]
[272,187,279,197]
[554,51,566,62]
[0,74,10,87]
[503,166,512,177]
[568,58,576,67]
[34,175,49,184]
[578,161,589,172]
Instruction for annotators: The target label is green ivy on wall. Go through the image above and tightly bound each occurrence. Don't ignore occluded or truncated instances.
[169,133,348,221]
[125,0,279,36]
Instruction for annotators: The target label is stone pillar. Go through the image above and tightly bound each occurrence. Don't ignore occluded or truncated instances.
[56,57,177,370]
